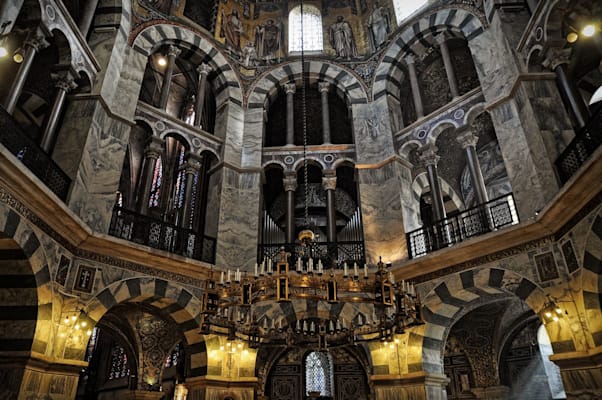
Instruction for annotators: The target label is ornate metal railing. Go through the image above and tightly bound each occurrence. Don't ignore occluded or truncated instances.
[555,106,602,184]
[109,206,216,263]
[258,241,365,268]
[0,107,71,200]
[406,193,519,259]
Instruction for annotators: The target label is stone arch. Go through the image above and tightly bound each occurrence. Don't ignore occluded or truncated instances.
[247,60,369,111]
[428,120,461,143]
[84,277,208,376]
[0,203,53,355]
[262,160,288,173]
[160,131,193,150]
[292,157,326,172]
[332,158,356,170]
[418,267,547,373]
[373,6,486,100]
[131,23,243,109]
[542,0,566,45]
[412,172,464,212]
[463,102,488,127]
[581,208,602,347]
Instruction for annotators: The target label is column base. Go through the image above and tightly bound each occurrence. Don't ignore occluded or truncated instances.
[372,371,449,400]
[471,385,510,399]
[550,345,602,398]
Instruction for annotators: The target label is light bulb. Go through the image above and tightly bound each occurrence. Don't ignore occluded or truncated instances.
[71,315,77,321]
[74,324,80,330]
[157,56,167,66]
[12,48,23,63]
[81,321,87,327]
[567,32,579,43]
[582,24,596,37]
[86,330,92,336]
[555,307,562,315]
[0,47,7,58]
[64,317,69,324]
[553,316,559,322]
[545,311,552,318]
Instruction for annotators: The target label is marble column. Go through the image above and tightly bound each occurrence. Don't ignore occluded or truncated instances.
[137,137,164,215]
[3,29,48,114]
[322,172,337,243]
[180,153,203,228]
[419,145,446,222]
[283,172,297,243]
[318,81,331,144]
[194,63,211,128]
[405,55,424,119]
[544,48,590,129]
[40,73,78,153]
[284,83,296,146]
[77,0,99,38]
[158,45,181,110]
[436,34,460,98]
[456,130,488,205]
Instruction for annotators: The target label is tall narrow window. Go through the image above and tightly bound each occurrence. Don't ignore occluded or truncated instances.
[305,351,334,396]
[148,156,163,209]
[392,0,428,25]
[289,5,323,52]
[108,344,130,380]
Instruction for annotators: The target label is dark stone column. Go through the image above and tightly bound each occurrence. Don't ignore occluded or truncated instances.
[194,64,211,128]
[137,137,164,215]
[284,83,296,146]
[318,81,331,144]
[283,172,297,243]
[180,153,203,228]
[457,130,488,205]
[419,145,446,222]
[158,45,181,110]
[77,0,99,38]
[436,34,459,99]
[405,55,424,119]
[40,73,78,153]
[322,172,337,243]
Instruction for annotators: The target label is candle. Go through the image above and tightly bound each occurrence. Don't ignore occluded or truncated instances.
[363,263,368,278]
[254,263,258,277]
[220,271,224,284]
[343,262,348,277]
[353,262,359,277]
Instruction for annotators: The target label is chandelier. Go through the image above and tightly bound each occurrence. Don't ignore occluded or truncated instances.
[200,255,423,349]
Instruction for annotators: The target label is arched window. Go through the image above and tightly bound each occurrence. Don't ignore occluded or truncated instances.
[289,5,323,52]
[108,344,131,380]
[392,0,428,25]
[305,351,333,396]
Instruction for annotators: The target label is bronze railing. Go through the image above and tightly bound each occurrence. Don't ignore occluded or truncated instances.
[109,206,216,264]
[0,107,71,200]
[406,193,519,259]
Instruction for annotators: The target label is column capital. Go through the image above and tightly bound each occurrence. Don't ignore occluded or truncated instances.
[456,130,479,149]
[318,81,330,93]
[419,144,440,167]
[404,54,416,65]
[322,176,337,191]
[51,73,78,92]
[197,63,212,76]
[542,47,571,70]
[166,45,182,58]
[435,33,448,46]
[145,137,164,159]
[283,176,298,192]
[284,83,296,95]
[24,32,50,52]
[184,152,203,174]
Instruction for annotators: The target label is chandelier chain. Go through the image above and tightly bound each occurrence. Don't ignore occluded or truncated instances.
[301,0,309,229]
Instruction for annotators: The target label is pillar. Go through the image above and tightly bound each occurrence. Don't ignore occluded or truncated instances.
[456,130,488,205]
[77,0,99,38]
[544,48,590,129]
[419,145,446,222]
[283,172,297,243]
[3,29,48,114]
[137,137,164,215]
[194,63,211,128]
[322,172,337,243]
[158,45,181,110]
[40,73,78,153]
[436,34,460,98]
[318,81,331,144]
[284,82,296,146]
[405,55,424,119]
[180,153,203,228]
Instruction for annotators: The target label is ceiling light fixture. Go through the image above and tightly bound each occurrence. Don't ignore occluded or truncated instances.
[12,47,23,63]
[566,31,579,43]
[157,56,167,67]
[582,24,596,38]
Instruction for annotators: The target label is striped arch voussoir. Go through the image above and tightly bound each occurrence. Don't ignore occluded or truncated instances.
[373,7,485,100]
[132,23,243,108]
[419,267,545,373]
[0,205,52,355]
[582,212,602,347]
[247,60,369,110]
[85,277,208,375]
[412,172,464,211]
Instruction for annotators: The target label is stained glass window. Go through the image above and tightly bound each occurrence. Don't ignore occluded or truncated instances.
[305,351,333,396]
[289,5,323,52]
[84,327,99,363]
[392,0,428,25]
[173,144,187,210]
[165,343,181,368]
[108,344,130,380]
[148,156,163,208]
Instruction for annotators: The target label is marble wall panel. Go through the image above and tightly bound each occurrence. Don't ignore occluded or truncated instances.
[215,168,262,270]
[241,107,265,168]
[352,98,396,165]
[67,104,131,233]
[221,102,246,167]
[110,47,147,119]
[358,163,407,265]
[0,0,24,33]
[204,167,223,238]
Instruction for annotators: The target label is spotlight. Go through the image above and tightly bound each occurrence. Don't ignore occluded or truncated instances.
[12,47,23,63]
[0,46,7,58]
[157,56,167,67]
[582,24,596,37]
[566,32,579,43]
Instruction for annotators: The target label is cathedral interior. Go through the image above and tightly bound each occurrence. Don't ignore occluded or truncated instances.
[0,0,601,399]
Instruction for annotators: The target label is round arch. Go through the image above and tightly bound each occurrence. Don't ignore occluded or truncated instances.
[418,267,547,374]
[412,172,464,213]
[372,6,486,100]
[84,277,208,376]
